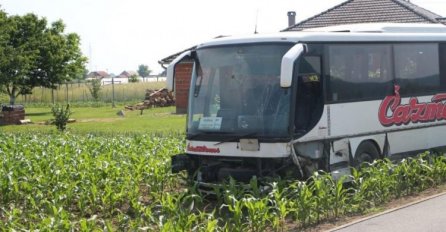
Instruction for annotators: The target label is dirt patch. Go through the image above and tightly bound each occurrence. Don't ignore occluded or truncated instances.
[305,184,446,232]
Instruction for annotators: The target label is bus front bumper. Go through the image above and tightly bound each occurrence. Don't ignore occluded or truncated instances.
[171,153,192,173]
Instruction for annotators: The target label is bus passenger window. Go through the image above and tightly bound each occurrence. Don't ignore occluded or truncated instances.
[327,44,392,102]
[394,43,440,96]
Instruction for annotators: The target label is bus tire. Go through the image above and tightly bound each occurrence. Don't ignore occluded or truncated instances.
[353,141,380,169]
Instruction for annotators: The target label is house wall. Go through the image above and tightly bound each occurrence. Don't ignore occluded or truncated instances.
[174,62,193,114]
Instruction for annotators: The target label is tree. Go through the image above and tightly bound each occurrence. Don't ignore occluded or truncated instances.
[128,74,139,83]
[0,13,42,105]
[88,79,102,102]
[0,11,87,105]
[137,64,151,77]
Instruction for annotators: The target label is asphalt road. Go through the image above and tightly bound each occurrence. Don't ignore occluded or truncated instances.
[332,193,446,232]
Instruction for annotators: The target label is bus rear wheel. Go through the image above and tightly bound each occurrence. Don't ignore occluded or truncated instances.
[353,141,380,169]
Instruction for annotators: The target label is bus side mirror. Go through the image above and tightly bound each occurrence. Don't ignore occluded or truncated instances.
[280,44,305,88]
[166,51,192,91]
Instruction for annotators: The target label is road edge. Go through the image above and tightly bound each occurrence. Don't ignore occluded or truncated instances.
[327,191,446,232]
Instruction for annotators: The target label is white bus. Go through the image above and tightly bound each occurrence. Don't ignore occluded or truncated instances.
[168,23,446,184]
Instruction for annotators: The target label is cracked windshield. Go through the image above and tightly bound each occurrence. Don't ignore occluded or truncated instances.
[188,43,293,137]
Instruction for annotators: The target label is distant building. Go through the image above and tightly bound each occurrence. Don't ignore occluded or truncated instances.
[118,70,139,78]
[86,71,109,80]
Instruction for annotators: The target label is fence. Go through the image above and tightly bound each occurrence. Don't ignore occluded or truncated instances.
[100,77,166,85]
[5,79,167,105]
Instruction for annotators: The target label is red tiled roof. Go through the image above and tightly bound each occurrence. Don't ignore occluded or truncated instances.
[283,0,445,31]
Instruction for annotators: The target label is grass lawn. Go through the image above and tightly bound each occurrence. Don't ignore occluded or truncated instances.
[1,105,186,134]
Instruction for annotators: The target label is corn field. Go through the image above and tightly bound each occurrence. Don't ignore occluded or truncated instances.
[1,132,446,231]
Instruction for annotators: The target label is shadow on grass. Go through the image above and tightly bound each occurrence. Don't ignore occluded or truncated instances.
[26,112,51,116]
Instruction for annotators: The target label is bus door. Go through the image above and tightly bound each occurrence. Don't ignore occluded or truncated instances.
[294,56,324,134]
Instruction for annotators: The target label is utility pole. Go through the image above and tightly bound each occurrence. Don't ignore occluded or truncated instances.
[112,75,116,108]
[65,82,69,103]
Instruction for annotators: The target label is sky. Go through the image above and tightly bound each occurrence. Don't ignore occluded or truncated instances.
[2,0,446,75]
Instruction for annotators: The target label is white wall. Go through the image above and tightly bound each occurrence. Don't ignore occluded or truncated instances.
[100,77,166,85]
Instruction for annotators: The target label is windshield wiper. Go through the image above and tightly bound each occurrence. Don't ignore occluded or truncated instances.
[187,131,231,140]
[187,132,209,140]
[214,132,258,146]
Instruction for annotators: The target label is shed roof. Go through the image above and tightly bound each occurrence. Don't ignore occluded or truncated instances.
[159,46,196,66]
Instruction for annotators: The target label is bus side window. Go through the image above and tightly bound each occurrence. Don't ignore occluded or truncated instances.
[327,44,392,102]
[394,43,440,96]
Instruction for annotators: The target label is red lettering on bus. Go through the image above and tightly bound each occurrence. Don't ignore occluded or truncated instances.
[187,143,220,153]
[379,85,446,127]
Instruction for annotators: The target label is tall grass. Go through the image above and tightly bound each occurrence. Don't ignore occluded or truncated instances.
[3,81,166,105]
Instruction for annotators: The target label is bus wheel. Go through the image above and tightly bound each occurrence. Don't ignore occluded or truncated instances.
[353,141,379,169]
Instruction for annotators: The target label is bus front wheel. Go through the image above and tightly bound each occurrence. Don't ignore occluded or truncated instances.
[353,141,380,169]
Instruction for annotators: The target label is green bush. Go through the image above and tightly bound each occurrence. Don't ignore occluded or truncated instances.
[128,74,139,83]
[51,104,72,131]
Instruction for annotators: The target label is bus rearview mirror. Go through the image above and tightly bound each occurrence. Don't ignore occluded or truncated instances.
[280,44,305,88]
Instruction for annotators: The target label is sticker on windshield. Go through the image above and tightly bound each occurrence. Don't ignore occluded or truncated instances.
[198,117,222,130]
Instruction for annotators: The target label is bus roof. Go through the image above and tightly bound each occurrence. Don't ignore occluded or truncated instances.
[196,23,446,49]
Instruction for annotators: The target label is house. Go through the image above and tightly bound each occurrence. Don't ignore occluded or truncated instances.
[159,0,446,114]
[283,0,446,31]
[118,70,139,78]
[99,71,139,85]
[86,71,109,80]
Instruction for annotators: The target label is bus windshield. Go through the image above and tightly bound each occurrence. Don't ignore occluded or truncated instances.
[187,43,294,139]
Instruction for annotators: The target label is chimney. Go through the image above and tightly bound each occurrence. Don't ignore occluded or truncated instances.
[287,11,296,27]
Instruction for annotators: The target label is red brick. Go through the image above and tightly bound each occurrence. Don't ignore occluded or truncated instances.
[173,62,193,114]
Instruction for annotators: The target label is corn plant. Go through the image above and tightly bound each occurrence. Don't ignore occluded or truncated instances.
[243,196,273,232]
[310,172,334,221]
[331,176,348,218]
[269,182,293,232]
[430,155,446,184]
[354,159,394,207]
[220,195,245,232]
[289,181,316,227]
